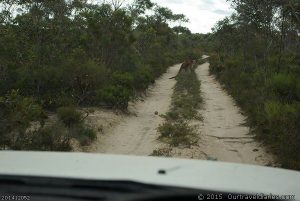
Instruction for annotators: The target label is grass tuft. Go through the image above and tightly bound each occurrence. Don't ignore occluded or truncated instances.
[158,63,203,147]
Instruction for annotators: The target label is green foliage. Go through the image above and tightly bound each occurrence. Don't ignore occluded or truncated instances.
[52,93,75,108]
[75,127,97,146]
[264,101,282,122]
[158,69,202,147]
[96,85,132,110]
[150,147,172,157]
[56,106,97,146]
[111,72,134,89]
[209,55,225,74]
[167,71,202,121]
[158,121,198,147]
[14,122,72,151]
[0,90,74,151]
[0,0,201,111]
[57,106,83,128]
[133,66,155,91]
[269,74,297,102]
[0,90,46,148]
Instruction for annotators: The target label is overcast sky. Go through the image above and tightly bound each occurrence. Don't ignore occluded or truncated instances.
[150,0,234,33]
[93,0,234,33]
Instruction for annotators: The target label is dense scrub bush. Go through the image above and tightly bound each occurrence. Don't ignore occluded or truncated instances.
[51,93,75,108]
[158,121,198,147]
[111,72,134,89]
[14,122,72,151]
[57,106,83,128]
[73,127,97,146]
[0,92,97,151]
[0,90,73,151]
[37,93,73,110]
[63,59,110,105]
[0,90,46,148]
[268,74,297,102]
[96,85,132,110]
[264,101,282,122]
[133,66,155,91]
[56,106,97,146]
[0,0,201,112]
[209,55,225,75]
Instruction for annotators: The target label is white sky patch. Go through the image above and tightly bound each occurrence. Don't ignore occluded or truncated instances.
[89,0,234,33]
[150,0,234,33]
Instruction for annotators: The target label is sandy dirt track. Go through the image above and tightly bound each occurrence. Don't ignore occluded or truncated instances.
[87,60,274,166]
[87,64,180,155]
[195,62,273,165]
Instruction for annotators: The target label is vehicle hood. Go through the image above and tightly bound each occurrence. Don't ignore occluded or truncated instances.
[0,151,299,198]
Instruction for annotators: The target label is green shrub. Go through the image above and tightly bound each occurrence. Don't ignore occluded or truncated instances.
[111,72,134,89]
[209,55,225,74]
[82,127,97,141]
[264,101,282,122]
[169,71,202,120]
[0,90,47,148]
[158,121,198,147]
[277,103,300,164]
[165,110,180,120]
[75,127,97,146]
[282,103,299,119]
[158,122,174,138]
[150,147,172,157]
[269,74,297,101]
[224,58,241,69]
[19,122,72,151]
[133,66,154,91]
[96,85,132,110]
[54,93,75,107]
[57,106,83,128]
[40,93,75,109]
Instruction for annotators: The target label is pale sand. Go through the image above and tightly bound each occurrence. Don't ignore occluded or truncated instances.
[193,62,274,165]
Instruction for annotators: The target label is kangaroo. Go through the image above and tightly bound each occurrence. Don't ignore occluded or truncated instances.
[169,59,196,79]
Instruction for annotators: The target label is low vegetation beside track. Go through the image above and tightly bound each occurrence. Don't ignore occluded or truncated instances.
[157,60,203,148]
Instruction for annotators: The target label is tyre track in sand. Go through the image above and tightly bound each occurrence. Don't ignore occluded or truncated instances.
[195,61,274,166]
